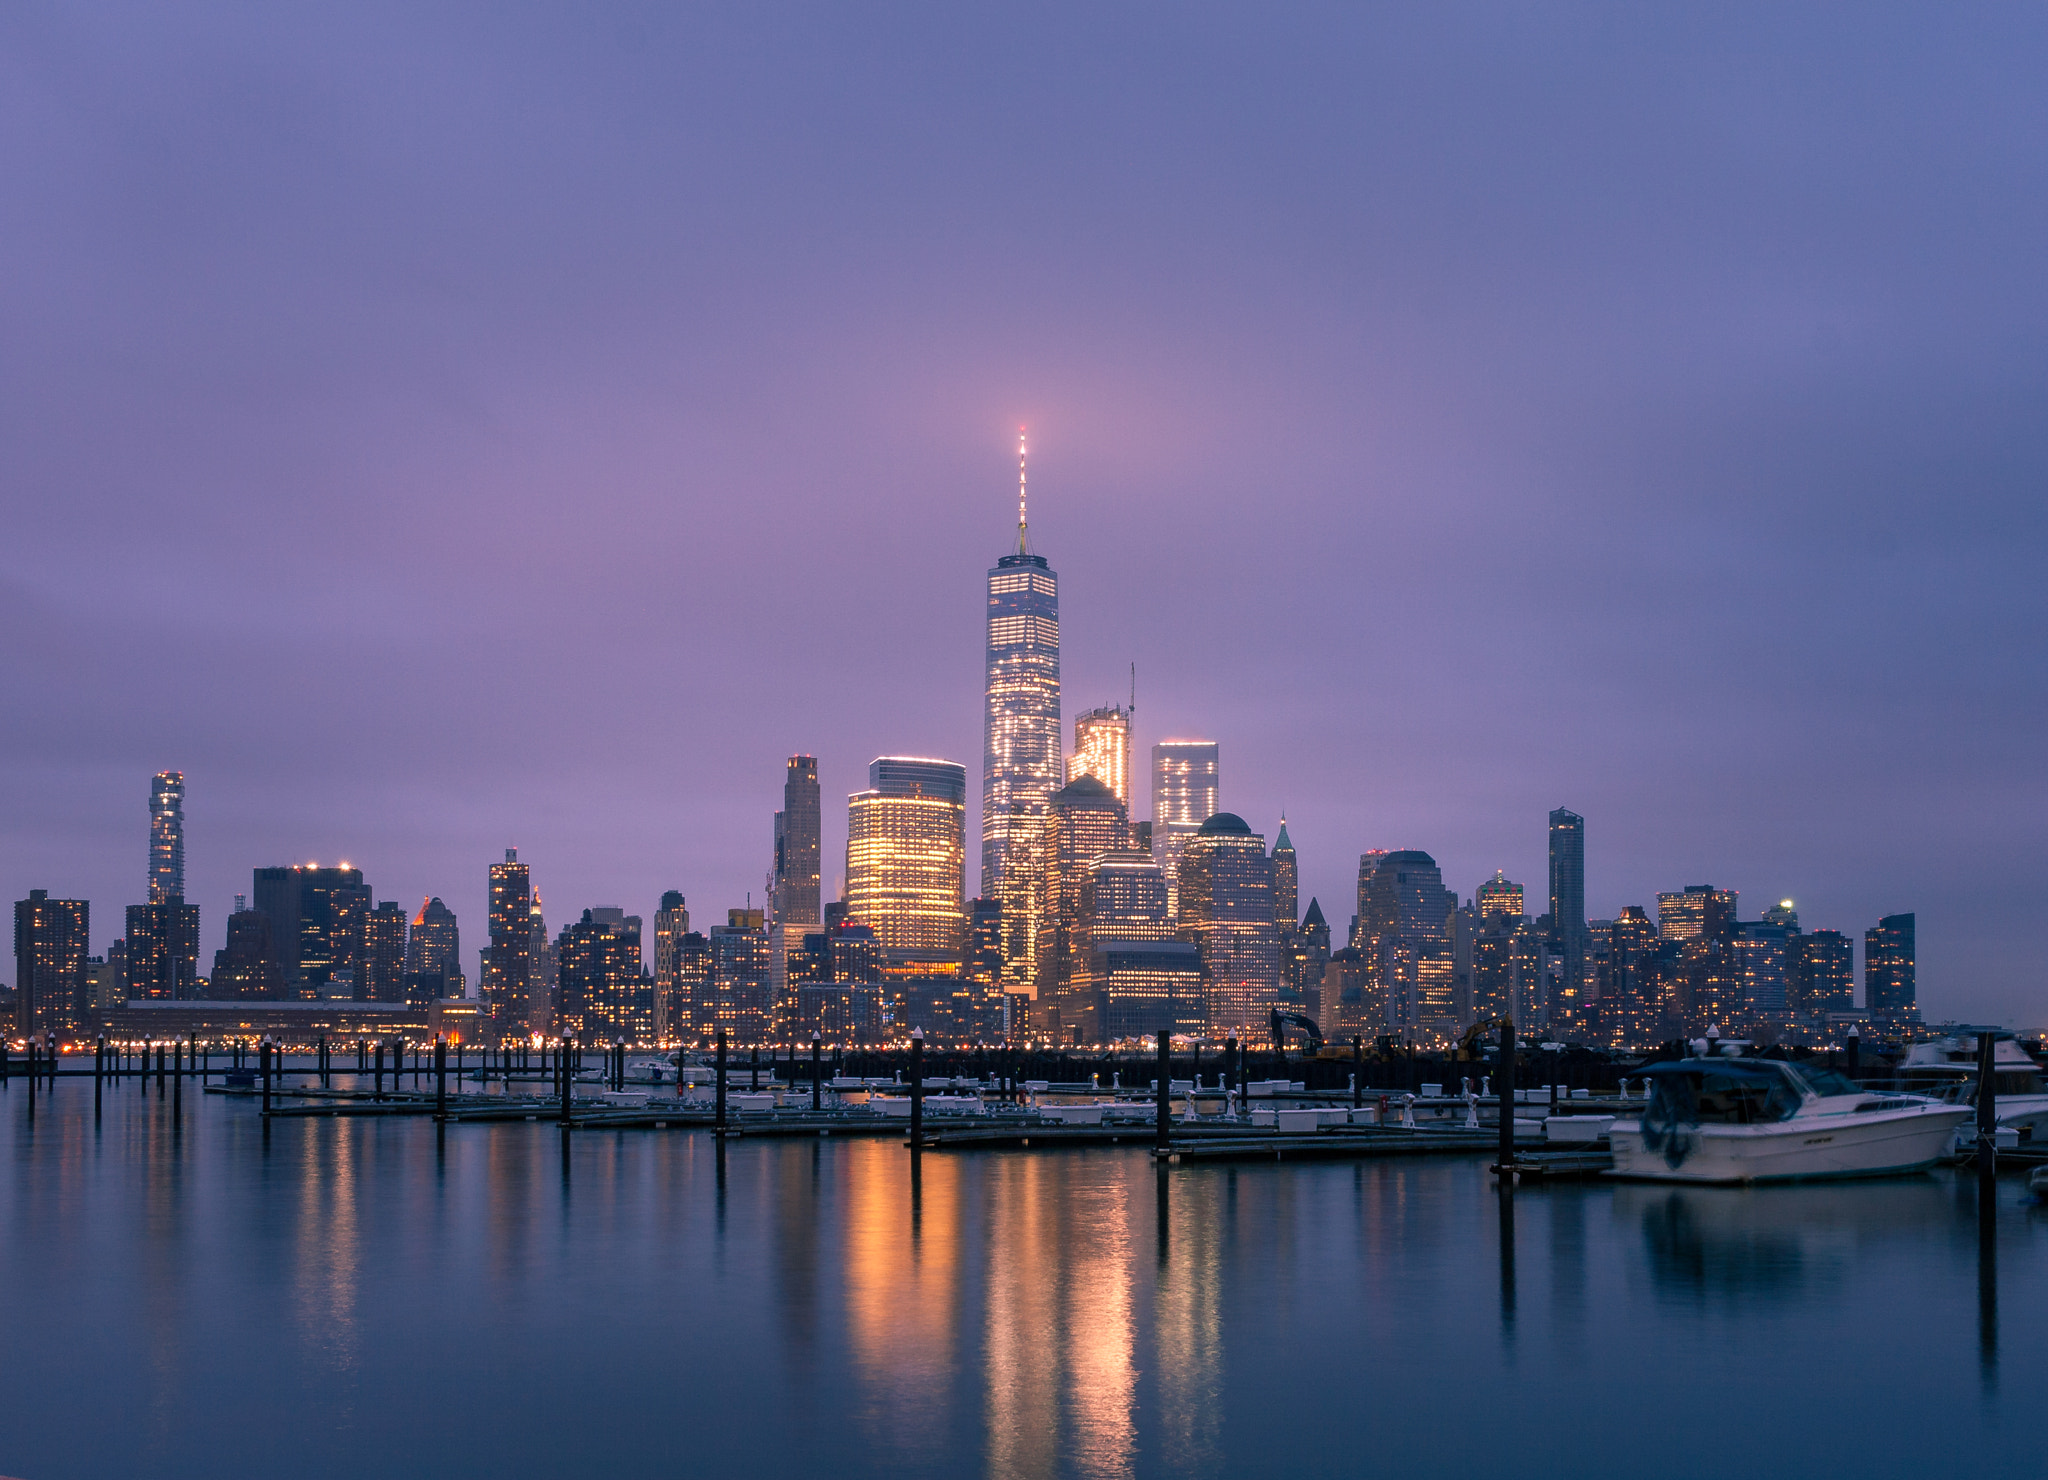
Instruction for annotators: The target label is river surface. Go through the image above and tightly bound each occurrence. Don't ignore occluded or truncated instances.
[0,1074,2039,1479]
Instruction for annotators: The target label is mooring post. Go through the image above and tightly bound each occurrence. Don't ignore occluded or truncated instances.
[909,1029,924,1150]
[811,1032,822,1114]
[1497,1020,1517,1170]
[173,1039,183,1111]
[714,1030,728,1134]
[1977,1030,1999,1188]
[1155,1030,1171,1153]
[1352,1036,1364,1109]
[156,1040,166,1091]
[261,1039,273,1116]
[1846,1026,1860,1081]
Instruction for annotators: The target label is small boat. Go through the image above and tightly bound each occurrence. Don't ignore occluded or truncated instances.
[1894,1033,2048,1144]
[1608,1056,1970,1184]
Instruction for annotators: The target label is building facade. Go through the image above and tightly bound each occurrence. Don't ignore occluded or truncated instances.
[1175,813,1278,1037]
[1067,705,1132,808]
[1151,740,1220,917]
[981,443,1062,952]
[149,771,185,905]
[124,900,200,1000]
[1864,913,1916,1023]
[14,891,89,1036]
[847,756,967,960]
[485,850,534,1040]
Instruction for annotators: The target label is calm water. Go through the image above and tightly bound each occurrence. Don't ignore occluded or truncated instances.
[1,1076,2040,1479]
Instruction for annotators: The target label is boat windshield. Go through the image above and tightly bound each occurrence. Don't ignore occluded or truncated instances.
[1789,1065,1860,1097]
[1644,1064,1803,1126]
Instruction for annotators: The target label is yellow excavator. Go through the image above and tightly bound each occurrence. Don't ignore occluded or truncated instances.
[1457,1017,1514,1062]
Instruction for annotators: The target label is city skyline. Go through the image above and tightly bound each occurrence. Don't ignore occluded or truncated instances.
[2,9,2041,1025]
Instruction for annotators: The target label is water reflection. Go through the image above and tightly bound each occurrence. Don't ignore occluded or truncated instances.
[1,1088,2041,1480]
[1617,1179,1953,1303]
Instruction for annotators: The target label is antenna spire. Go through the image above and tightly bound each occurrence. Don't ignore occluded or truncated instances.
[1017,427,1029,555]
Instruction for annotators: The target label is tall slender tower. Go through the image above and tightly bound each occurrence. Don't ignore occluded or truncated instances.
[981,430,1060,977]
[1547,808,1589,1014]
[149,771,185,904]
[486,848,533,1042]
[773,756,822,927]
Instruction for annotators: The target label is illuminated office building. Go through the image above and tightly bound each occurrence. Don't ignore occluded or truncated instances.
[485,849,533,1040]
[404,896,461,994]
[363,901,408,1002]
[1355,850,1457,1038]
[1547,808,1590,1019]
[1476,871,1524,921]
[1067,705,1132,808]
[1789,928,1854,1018]
[1864,913,1916,1023]
[1600,907,1663,1047]
[848,756,967,959]
[1657,885,1737,942]
[252,864,370,999]
[148,771,184,905]
[774,755,823,927]
[1151,740,1219,916]
[1351,849,1389,948]
[211,907,283,999]
[707,911,774,1042]
[654,890,690,1041]
[124,900,200,1000]
[523,894,551,1030]
[1175,814,1278,1036]
[1034,774,1130,1034]
[13,891,89,1035]
[981,435,1062,968]
[1072,851,1199,1042]
[1270,820,1297,930]
[556,908,647,1043]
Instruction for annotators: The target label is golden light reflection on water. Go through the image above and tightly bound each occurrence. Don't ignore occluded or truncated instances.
[292,1121,361,1382]
[845,1142,959,1448]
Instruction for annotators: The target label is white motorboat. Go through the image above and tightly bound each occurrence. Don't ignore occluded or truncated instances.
[1608,1056,1970,1184]
[1893,1033,2048,1144]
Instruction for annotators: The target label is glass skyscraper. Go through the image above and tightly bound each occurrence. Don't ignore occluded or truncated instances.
[149,771,185,904]
[485,849,533,1042]
[1150,739,1219,916]
[849,756,968,958]
[981,436,1061,978]
[1067,705,1131,808]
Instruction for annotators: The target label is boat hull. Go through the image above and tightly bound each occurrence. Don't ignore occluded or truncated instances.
[1608,1104,1971,1184]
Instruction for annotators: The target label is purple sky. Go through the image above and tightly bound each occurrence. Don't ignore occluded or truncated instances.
[3,5,2044,1023]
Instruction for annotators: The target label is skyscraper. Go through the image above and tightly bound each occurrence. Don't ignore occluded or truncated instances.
[1034,773,1130,1035]
[1355,850,1457,1038]
[1067,705,1132,808]
[1151,739,1219,915]
[252,864,370,998]
[211,906,283,999]
[1864,913,1916,1022]
[654,890,690,1042]
[847,756,968,958]
[363,901,408,1002]
[485,849,533,1041]
[982,434,1061,959]
[774,756,822,927]
[125,900,200,1000]
[1475,871,1524,920]
[404,896,461,994]
[148,771,184,905]
[1176,813,1278,1036]
[1270,819,1298,929]
[1547,808,1589,1017]
[556,908,645,1043]
[13,891,89,1036]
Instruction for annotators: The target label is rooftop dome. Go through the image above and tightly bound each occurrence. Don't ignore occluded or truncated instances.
[1198,811,1251,836]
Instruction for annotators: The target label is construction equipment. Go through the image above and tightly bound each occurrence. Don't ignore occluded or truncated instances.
[1270,1009,1323,1054]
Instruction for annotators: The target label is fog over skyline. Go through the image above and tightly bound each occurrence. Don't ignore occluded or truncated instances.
[3,5,2044,1021]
